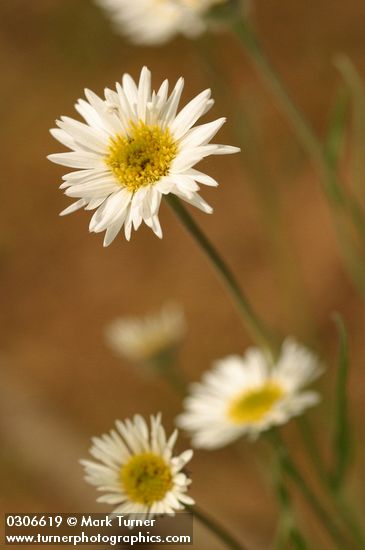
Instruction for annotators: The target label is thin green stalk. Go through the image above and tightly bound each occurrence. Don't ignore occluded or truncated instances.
[331,314,351,492]
[196,33,316,338]
[231,17,328,180]
[294,317,365,547]
[148,349,187,396]
[267,430,355,549]
[232,15,365,226]
[230,17,337,200]
[190,505,248,550]
[165,194,279,357]
[272,452,310,550]
[334,217,365,300]
[334,495,365,549]
[230,15,365,288]
[335,56,365,203]
[161,364,187,396]
[297,418,365,548]
[297,417,328,485]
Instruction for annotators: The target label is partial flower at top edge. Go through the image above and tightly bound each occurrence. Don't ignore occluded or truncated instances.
[94,0,227,45]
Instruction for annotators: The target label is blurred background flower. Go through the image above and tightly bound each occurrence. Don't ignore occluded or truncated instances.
[105,303,186,363]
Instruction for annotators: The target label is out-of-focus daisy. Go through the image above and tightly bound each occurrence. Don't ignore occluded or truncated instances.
[80,414,194,516]
[94,0,224,45]
[105,304,186,363]
[176,339,323,449]
[48,66,239,246]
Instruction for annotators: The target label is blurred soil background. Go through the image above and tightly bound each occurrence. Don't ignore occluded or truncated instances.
[1,0,365,548]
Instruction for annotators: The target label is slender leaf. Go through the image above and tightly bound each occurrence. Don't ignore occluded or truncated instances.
[289,528,310,550]
[324,86,349,171]
[335,55,365,198]
[271,434,311,550]
[330,314,352,492]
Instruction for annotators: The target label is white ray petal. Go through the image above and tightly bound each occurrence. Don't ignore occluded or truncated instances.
[170,89,211,139]
[58,116,108,153]
[65,180,119,198]
[179,117,226,148]
[103,210,128,246]
[48,151,103,169]
[59,199,87,216]
[160,77,184,127]
[183,168,219,186]
[50,128,77,150]
[61,168,110,182]
[173,191,213,213]
[122,73,139,112]
[75,99,107,132]
[89,189,131,232]
[173,175,200,196]
[84,88,124,134]
[156,79,169,111]
[137,66,152,121]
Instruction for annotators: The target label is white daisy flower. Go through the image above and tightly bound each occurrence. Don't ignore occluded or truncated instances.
[176,339,323,449]
[105,304,186,363]
[48,67,239,246]
[80,414,194,516]
[94,0,224,45]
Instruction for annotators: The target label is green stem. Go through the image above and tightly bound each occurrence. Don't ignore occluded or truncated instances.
[148,349,187,396]
[297,418,365,548]
[272,452,310,550]
[231,18,324,173]
[268,430,354,549]
[231,16,338,201]
[165,194,279,357]
[160,364,187,396]
[335,495,365,549]
[231,15,365,289]
[190,505,248,550]
[196,33,317,338]
[296,417,328,484]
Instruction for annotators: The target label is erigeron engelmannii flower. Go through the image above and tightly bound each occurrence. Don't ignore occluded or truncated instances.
[94,0,224,45]
[80,414,194,516]
[48,67,239,246]
[105,304,186,363]
[176,339,323,449]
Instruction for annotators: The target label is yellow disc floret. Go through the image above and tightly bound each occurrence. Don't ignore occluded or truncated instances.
[106,121,178,192]
[120,452,173,505]
[228,383,284,424]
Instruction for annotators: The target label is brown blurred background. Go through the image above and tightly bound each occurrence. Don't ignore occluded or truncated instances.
[1,0,365,548]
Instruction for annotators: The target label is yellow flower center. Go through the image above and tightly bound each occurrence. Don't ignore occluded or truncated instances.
[106,121,178,192]
[120,452,173,505]
[228,383,284,424]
